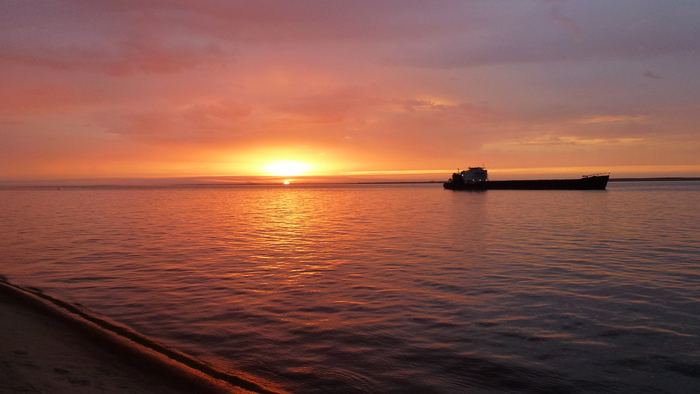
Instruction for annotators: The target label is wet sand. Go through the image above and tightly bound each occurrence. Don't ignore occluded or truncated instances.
[0,280,281,394]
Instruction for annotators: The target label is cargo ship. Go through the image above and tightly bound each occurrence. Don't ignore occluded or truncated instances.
[443,167,609,190]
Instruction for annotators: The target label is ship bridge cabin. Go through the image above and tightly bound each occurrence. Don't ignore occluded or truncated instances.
[460,167,488,183]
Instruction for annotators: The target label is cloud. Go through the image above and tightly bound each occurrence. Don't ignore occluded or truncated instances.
[511,135,646,146]
[575,115,648,124]
[270,88,377,125]
[547,2,585,42]
[101,99,252,143]
[0,84,75,114]
[0,36,228,77]
[180,99,252,123]
[6,1,698,74]
[643,70,663,80]
[70,0,475,42]
[391,1,700,68]
[0,0,229,76]
[391,99,495,122]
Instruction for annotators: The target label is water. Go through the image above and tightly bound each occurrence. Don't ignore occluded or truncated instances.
[1,182,699,393]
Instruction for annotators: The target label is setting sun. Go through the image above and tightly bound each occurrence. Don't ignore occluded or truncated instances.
[263,161,311,176]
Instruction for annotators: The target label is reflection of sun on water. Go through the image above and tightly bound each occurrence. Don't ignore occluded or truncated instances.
[264,161,311,176]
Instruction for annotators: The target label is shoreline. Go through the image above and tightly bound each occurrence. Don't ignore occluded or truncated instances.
[0,278,283,394]
[1,176,700,189]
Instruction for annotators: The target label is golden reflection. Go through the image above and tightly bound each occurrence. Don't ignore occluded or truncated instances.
[248,189,329,286]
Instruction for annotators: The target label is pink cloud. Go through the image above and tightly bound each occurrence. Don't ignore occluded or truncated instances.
[643,70,663,80]
[0,37,227,77]
[180,99,252,123]
[101,102,252,144]
[547,3,585,42]
[392,99,495,121]
[270,88,378,125]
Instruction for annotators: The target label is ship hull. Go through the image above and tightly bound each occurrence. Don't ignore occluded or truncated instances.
[444,175,609,190]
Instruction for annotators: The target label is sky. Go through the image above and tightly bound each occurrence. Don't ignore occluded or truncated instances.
[1,0,700,183]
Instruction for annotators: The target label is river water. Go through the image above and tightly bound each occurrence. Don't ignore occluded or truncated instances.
[1,181,699,393]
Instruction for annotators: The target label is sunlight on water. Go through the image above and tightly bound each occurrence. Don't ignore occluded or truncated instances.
[1,182,699,393]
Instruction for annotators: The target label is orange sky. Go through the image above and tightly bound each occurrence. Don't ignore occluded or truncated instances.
[2,1,700,183]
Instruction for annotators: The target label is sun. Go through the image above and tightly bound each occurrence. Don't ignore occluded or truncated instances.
[263,161,311,176]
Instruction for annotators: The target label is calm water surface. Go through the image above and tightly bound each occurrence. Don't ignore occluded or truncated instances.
[1,182,699,393]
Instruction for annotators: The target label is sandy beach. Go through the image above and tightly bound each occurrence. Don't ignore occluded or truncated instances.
[0,279,280,394]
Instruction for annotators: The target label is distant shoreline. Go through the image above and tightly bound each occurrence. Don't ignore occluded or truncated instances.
[1,177,699,189]
[607,177,700,182]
